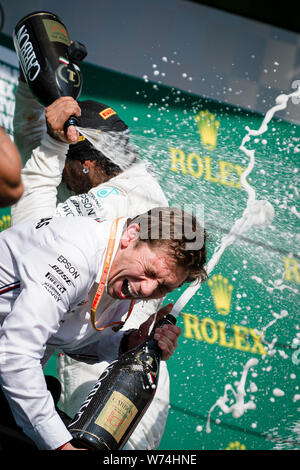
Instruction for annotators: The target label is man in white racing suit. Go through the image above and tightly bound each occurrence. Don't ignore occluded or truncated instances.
[0,210,195,449]
[11,80,171,450]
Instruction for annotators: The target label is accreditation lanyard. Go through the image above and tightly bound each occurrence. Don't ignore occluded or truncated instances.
[90,217,135,332]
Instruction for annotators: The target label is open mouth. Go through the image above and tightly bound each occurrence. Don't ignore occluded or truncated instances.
[120,279,137,299]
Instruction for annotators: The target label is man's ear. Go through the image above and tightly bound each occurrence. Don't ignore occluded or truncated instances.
[120,223,140,248]
[82,160,96,170]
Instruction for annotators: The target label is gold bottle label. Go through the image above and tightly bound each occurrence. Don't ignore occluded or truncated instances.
[42,19,71,45]
[94,391,138,443]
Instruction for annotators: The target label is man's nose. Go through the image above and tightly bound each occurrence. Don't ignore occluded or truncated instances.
[140,279,159,298]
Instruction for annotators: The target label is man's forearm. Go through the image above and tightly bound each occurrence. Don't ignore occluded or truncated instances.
[0,127,23,207]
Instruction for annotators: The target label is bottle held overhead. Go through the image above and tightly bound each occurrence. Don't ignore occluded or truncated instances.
[13,11,87,128]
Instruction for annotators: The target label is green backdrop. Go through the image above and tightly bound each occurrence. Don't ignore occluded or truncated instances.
[0,34,299,450]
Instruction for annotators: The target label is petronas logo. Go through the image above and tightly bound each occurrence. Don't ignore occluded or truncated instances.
[195,110,220,150]
[208,274,233,316]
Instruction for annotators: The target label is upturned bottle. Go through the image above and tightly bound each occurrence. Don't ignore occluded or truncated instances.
[13,11,87,116]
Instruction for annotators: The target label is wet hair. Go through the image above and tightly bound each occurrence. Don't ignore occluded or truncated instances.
[127,207,208,284]
[67,135,138,177]
[88,146,123,177]
[66,100,137,173]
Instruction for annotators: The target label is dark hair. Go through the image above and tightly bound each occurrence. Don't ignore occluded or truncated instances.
[128,207,208,284]
[89,146,122,177]
[67,135,138,177]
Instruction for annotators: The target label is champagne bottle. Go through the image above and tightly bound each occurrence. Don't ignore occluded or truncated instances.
[13,11,87,128]
[68,314,176,450]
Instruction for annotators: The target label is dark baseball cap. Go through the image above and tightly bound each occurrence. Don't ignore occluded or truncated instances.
[66,100,131,163]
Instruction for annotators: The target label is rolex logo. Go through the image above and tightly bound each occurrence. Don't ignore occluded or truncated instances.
[195,110,220,150]
[208,274,233,315]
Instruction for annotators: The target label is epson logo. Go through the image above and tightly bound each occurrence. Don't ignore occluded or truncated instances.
[15,25,41,81]
[57,255,80,279]
[69,362,116,428]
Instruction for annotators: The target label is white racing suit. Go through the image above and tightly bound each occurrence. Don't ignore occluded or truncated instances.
[0,215,138,449]
[10,81,170,450]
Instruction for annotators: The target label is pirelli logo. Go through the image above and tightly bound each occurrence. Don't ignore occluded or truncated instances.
[45,272,66,294]
[100,107,116,120]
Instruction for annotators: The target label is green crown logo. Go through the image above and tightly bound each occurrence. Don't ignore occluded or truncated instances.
[208,274,234,316]
[226,441,246,450]
[195,110,220,150]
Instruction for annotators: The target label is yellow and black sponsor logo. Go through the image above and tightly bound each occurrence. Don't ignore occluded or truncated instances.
[100,107,116,120]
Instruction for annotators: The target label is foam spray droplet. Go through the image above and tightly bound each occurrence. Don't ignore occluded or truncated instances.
[206,358,259,433]
[171,85,300,317]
